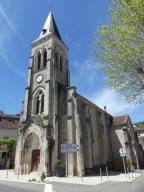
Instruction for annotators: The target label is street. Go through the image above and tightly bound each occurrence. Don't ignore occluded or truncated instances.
[0,175,144,192]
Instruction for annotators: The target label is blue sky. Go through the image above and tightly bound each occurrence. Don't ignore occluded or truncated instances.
[0,0,143,123]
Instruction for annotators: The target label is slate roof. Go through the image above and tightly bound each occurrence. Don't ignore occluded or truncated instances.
[0,113,20,120]
[0,113,20,129]
[39,12,62,40]
[113,115,129,126]
[0,121,20,129]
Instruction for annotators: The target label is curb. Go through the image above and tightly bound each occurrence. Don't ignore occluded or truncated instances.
[0,178,44,185]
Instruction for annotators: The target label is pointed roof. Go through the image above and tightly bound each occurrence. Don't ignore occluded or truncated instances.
[39,12,62,40]
[113,115,129,126]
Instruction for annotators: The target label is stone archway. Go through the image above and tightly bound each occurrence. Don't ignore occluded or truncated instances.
[22,133,40,174]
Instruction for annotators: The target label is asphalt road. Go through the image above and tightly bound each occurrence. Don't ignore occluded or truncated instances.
[0,175,144,192]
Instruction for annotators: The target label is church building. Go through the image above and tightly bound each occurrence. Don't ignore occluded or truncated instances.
[15,12,143,176]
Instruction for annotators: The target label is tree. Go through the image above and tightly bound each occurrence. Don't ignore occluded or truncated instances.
[94,0,144,103]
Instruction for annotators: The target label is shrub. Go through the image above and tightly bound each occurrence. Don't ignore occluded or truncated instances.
[32,178,36,182]
[0,138,16,145]
[41,172,46,182]
[55,159,62,166]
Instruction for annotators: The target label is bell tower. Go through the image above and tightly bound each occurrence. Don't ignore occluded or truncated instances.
[15,12,70,175]
[22,12,69,121]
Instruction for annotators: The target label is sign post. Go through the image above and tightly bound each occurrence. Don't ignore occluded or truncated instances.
[119,148,127,179]
[63,139,68,177]
[60,144,78,153]
[60,144,78,177]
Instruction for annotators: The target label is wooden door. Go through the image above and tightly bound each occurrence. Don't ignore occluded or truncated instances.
[31,149,40,171]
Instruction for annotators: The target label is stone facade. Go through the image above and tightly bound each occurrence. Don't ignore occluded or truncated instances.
[0,113,20,169]
[15,12,144,176]
[0,113,20,140]
[111,115,144,170]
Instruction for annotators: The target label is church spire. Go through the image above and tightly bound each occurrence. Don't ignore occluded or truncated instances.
[39,12,62,40]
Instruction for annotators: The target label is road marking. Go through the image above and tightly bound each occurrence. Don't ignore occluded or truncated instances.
[44,184,54,192]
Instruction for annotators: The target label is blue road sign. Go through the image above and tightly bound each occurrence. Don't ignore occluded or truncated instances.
[60,144,78,153]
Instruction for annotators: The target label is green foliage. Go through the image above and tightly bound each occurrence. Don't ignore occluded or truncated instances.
[93,0,144,103]
[135,121,144,129]
[7,138,16,145]
[0,140,6,145]
[0,138,16,145]
[55,159,63,166]
[32,178,36,182]
[0,138,16,159]
[35,117,45,126]
[40,172,46,182]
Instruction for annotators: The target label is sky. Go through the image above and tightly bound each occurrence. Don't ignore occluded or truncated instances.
[0,0,143,123]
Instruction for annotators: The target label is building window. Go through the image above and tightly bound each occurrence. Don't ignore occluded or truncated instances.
[35,91,44,115]
[37,53,41,70]
[41,94,44,114]
[43,50,47,68]
[59,55,63,71]
[55,51,59,68]
[36,96,40,115]
[97,111,101,122]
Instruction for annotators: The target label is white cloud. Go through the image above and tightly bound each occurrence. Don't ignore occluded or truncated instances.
[0,4,26,79]
[0,52,26,79]
[90,88,139,116]
[71,57,102,85]
[0,4,21,38]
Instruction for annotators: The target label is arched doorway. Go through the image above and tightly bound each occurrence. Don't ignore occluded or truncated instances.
[31,149,40,171]
[22,133,40,173]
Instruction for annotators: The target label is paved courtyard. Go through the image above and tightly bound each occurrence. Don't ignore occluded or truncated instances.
[0,175,144,192]
[0,169,143,185]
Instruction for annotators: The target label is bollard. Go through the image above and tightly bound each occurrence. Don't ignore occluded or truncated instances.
[6,169,8,178]
[81,170,84,183]
[106,166,108,180]
[134,168,136,177]
[131,165,133,178]
[81,175,83,183]
[127,167,131,182]
[100,168,102,182]
[17,168,19,179]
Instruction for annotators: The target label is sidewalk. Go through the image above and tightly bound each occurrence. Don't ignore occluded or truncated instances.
[46,171,142,185]
[0,169,142,185]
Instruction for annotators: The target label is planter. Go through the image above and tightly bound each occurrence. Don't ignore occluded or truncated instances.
[55,165,65,177]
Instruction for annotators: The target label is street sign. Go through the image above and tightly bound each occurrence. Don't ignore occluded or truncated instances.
[119,148,126,157]
[119,147,127,179]
[60,144,78,153]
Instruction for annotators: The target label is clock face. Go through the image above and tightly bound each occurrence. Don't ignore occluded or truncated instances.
[36,75,43,83]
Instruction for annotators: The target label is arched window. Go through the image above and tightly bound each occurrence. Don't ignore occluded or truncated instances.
[36,96,40,115]
[41,94,44,113]
[43,50,47,68]
[37,53,41,70]
[55,51,58,68]
[35,91,44,115]
[59,55,63,71]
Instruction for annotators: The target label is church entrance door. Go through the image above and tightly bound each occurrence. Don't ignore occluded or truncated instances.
[23,133,40,174]
[31,149,40,171]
